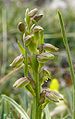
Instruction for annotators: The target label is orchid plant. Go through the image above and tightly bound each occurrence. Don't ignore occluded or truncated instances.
[2,8,65,119]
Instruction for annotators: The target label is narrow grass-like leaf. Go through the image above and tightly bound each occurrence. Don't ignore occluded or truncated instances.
[44,105,51,119]
[2,95,30,119]
[58,10,75,119]
[1,99,5,119]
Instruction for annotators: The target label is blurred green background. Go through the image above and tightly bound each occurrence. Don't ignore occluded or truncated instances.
[0,0,75,118]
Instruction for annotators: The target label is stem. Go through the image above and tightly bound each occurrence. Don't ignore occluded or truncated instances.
[24,50,28,77]
[32,55,41,119]
[58,11,75,119]
[24,39,28,77]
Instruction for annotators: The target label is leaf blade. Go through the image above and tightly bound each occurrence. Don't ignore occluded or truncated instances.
[44,105,51,119]
[2,95,30,119]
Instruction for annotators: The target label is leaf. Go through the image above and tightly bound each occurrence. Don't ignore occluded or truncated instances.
[41,99,50,109]
[58,11,75,118]
[25,8,30,28]
[1,95,30,119]
[44,105,51,119]
[17,41,25,55]
[1,99,5,119]
[26,83,35,96]
[0,64,24,85]
[39,31,44,44]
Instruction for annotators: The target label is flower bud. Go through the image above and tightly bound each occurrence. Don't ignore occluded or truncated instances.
[28,8,38,17]
[18,22,25,32]
[37,52,55,63]
[38,44,59,52]
[23,34,34,46]
[44,89,64,102]
[43,43,59,52]
[13,77,30,88]
[10,54,23,68]
[33,25,44,33]
[32,14,43,22]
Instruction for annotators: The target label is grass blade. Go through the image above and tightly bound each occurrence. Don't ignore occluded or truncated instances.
[1,99,5,119]
[58,10,75,119]
[44,105,51,119]
[1,95,30,119]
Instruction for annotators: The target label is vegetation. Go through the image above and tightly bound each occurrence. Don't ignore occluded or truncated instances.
[58,11,75,119]
[0,1,75,119]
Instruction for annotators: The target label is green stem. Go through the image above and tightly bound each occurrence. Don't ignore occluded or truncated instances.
[24,39,28,77]
[58,11,75,119]
[25,49,28,77]
[32,55,41,119]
